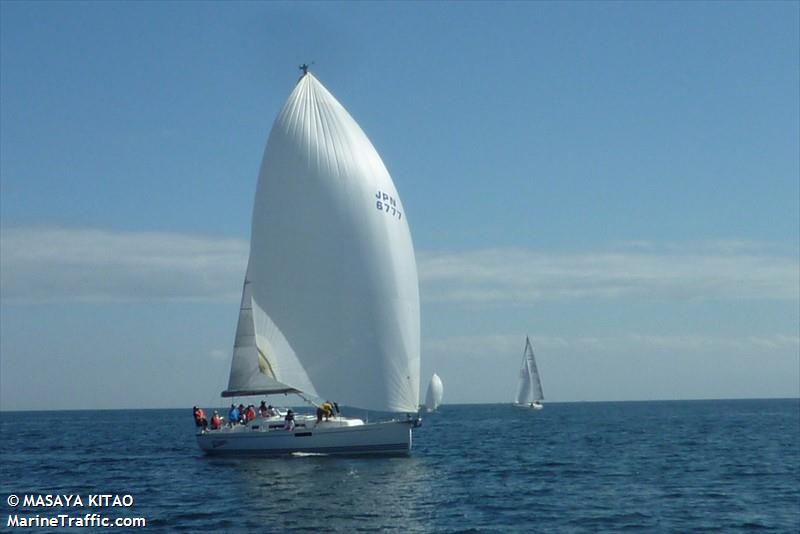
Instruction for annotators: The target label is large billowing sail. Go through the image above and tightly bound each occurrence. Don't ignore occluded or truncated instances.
[224,72,420,413]
[515,337,543,404]
[424,373,443,411]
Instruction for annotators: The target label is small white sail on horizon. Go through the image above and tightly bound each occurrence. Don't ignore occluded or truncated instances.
[424,373,443,412]
[514,336,544,410]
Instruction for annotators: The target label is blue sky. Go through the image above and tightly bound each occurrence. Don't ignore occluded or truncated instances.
[1,1,798,410]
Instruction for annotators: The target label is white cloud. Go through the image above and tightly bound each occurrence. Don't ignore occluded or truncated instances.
[0,226,248,303]
[1,228,797,304]
[425,333,800,361]
[209,349,229,361]
[418,244,799,304]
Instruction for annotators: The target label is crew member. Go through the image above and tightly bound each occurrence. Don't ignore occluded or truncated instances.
[193,406,208,430]
[210,411,222,430]
[284,409,295,431]
[316,401,334,423]
[228,404,239,427]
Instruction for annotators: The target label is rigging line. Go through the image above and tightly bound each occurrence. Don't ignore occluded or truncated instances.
[295,391,320,408]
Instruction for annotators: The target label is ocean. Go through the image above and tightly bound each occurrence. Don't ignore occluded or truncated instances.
[1,399,798,532]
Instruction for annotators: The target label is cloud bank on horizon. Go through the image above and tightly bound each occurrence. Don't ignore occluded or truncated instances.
[4,225,796,407]
[2,226,796,305]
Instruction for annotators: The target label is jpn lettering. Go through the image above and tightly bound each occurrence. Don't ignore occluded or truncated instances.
[375,190,402,220]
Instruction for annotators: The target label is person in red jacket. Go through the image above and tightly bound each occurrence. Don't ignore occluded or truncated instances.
[193,406,208,430]
[245,405,256,422]
[210,411,222,430]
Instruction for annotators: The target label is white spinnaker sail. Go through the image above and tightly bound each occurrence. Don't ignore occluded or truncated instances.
[424,373,443,411]
[225,73,420,413]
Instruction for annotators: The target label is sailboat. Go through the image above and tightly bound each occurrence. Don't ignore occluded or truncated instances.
[513,336,544,410]
[424,373,443,412]
[197,67,421,455]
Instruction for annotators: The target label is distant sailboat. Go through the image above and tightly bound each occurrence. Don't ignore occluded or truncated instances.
[513,336,544,410]
[424,373,443,412]
[196,67,421,455]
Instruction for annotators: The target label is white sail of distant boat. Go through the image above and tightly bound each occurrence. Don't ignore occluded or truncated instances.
[424,373,443,412]
[197,66,421,455]
[514,336,544,410]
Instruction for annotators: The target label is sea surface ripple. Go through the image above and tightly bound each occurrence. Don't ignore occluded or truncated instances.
[1,399,798,532]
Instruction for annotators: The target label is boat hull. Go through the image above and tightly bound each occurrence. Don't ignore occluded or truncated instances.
[197,419,414,456]
[513,402,544,410]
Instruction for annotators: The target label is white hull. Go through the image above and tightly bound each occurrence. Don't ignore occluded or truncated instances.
[197,416,415,456]
[513,402,543,410]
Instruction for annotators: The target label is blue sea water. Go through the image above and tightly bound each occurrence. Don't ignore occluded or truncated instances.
[1,399,798,533]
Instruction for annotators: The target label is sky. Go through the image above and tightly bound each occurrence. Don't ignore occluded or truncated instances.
[1,1,798,410]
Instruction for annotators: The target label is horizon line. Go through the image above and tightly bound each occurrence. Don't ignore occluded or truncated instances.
[1,396,797,413]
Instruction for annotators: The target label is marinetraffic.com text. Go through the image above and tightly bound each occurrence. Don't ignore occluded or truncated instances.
[5,494,146,529]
